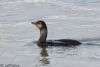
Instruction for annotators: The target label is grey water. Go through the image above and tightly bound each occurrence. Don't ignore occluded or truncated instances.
[0,0,100,67]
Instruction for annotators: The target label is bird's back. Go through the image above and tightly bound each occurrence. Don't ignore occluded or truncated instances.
[46,39,81,46]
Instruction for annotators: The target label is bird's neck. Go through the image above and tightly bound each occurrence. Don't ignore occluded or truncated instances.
[38,28,48,44]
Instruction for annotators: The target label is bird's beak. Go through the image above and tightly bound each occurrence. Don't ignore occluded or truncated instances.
[31,22,36,25]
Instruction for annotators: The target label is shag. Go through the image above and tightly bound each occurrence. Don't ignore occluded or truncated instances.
[31,20,81,47]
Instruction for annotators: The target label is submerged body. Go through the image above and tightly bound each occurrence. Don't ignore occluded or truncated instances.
[32,20,81,47]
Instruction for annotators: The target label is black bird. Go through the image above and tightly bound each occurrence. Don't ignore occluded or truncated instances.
[31,20,81,47]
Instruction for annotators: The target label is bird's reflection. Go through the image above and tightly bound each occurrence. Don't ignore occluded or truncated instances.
[39,45,50,65]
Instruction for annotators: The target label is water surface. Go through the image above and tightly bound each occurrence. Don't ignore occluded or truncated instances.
[0,0,100,67]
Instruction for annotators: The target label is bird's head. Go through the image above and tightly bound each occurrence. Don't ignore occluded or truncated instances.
[31,20,47,30]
